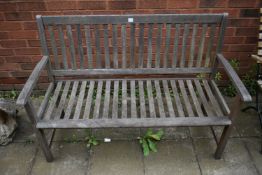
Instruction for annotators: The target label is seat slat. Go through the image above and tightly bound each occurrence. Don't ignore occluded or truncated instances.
[178,80,194,117]
[154,80,166,118]
[186,80,204,117]
[130,80,137,118]
[93,80,103,119]
[73,81,87,119]
[83,81,95,119]
[84,25,93,69]
[102,80,111,118]
[44,81,63,120]
[162,80,175,117]
[66,25,76,69]
[55,81,71,119]
[121,80,127,118]
[64,81,79,119]
[147,80,156,118]
[170,80,185,117]
[112,80,119,118]
[138,81,146,118]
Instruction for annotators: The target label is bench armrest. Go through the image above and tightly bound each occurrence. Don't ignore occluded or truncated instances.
[216,53,252,102]
[251,54,262,63]
[16,56,50,106]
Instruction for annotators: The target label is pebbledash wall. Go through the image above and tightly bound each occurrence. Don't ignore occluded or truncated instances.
[0,0,261,90]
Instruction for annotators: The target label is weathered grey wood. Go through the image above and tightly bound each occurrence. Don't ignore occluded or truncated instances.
[138,81,146,118]
[103,24,110,68]
[84,25,93,69]
[130,24,135,68]
[37,83,54,119]
[55,81,71,120]
[83,81,95,119]
[205,24,216,67]
[163,24,171,68]
[102,80,111,118]
[53,67,212,76]
[173,24,180,68]
[130,80,137,118]
[210,80,230,115]
[74,81,87,119]
[42,14,224,25]
[154,80,166,118]
[64,81,79,119]
[147,80,156,118]
[186,80,204,117]
[155,23,162,68]
[112,24,118,68]
[147,23,153,68]
[170,80,185,117]
[121,25,127,68]
[138,23,144,68]
[112,80,119,118]
[217,54,252,102]
[58,25,68,69]
[180,24,189,67]
[189,24,198,68]
[94,25,102,68]
[44,81,63,120]
[93,81,103,119]
[121,80,127,118]
[66,25,77,69]
[178,80,194,117]
[25,99,54,162]
[48,25,59,69]
[37,116,231,129]
[17,56,49,106]
[196,24,207,67]
[162,80,175,117]
[76,24,84,68]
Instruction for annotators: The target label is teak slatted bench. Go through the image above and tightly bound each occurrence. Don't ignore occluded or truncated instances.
[16,13,252,162]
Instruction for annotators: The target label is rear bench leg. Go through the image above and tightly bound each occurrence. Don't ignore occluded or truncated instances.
[215,96,240,159]
[24,99,54,162]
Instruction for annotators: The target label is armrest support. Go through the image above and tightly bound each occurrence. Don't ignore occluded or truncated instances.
[16,56,50,106]
[216,53,252,102]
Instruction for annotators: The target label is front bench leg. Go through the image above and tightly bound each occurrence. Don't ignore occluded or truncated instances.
[24,99,54,162]
[215,96,240,159]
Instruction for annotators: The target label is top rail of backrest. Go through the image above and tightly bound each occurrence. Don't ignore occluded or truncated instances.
[41,13,226,25]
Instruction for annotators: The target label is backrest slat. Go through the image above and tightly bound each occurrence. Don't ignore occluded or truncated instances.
[48,25,59,69]
[84,25,93,69]
[121,24,127,68]
[163,24,171,68]
[196,24,208,67]
[180,24,189,67]
[155,24,162,68]
[94,25,102,68]
[205,24,216,67]
[112,24,118,68]
[66,25,76,69]
[172,24,180,68]
[189,24,198,68]
[103,24,110,68]
[58,25,68,69]
[138,23,144,68]
[147,23,153,68]
[130,24,135,68]
[76,24,84,69]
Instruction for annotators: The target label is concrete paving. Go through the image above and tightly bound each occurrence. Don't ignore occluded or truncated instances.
[0,99,262,175]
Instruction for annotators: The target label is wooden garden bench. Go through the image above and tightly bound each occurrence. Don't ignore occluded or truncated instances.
[16,13,252,162]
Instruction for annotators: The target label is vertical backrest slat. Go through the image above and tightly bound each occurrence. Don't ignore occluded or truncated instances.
[138,23,144,68]
[112,24,118,68]
[155,24,162,68]
[172,24,180,68]
[130,24,135,68]
[48,25,59,69]
[58,25,68,69]
[66,25,76,69]
[180,24,189,67]
[205,24,216,67]
[163,24,171,68]
[103,24,110,68]
[94,25,102,68]
[196,24,208,67]
[84,25,93,69]
[76,24,84,68]
[147,23,153,68]
[121,25,127,68]
[189,24,198,68]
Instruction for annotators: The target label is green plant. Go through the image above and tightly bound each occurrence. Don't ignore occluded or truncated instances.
[214,72,222,82]
[0,90,18,99]
[138,129,164,156]
[85,135,99,148]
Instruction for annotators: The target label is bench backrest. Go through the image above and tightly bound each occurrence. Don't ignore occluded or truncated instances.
[37,14,227,76]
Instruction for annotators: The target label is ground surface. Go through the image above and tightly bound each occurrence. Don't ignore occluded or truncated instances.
[0,98,262,175]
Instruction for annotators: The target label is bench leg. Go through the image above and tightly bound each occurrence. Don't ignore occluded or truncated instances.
[35,129,54,162]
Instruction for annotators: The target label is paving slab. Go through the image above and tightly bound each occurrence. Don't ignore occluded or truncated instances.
[92,128,141,140]
[89,141,144,175]
[0,143,37,175]
[53,129,88,142]
[144,140,201,175]
[31,142,89,175]
[194,138,258,175]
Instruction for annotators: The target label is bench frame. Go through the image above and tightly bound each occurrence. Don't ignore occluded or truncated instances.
[16,13,252,162]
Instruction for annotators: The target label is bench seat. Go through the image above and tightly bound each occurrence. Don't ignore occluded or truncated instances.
[37,78,231,128]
